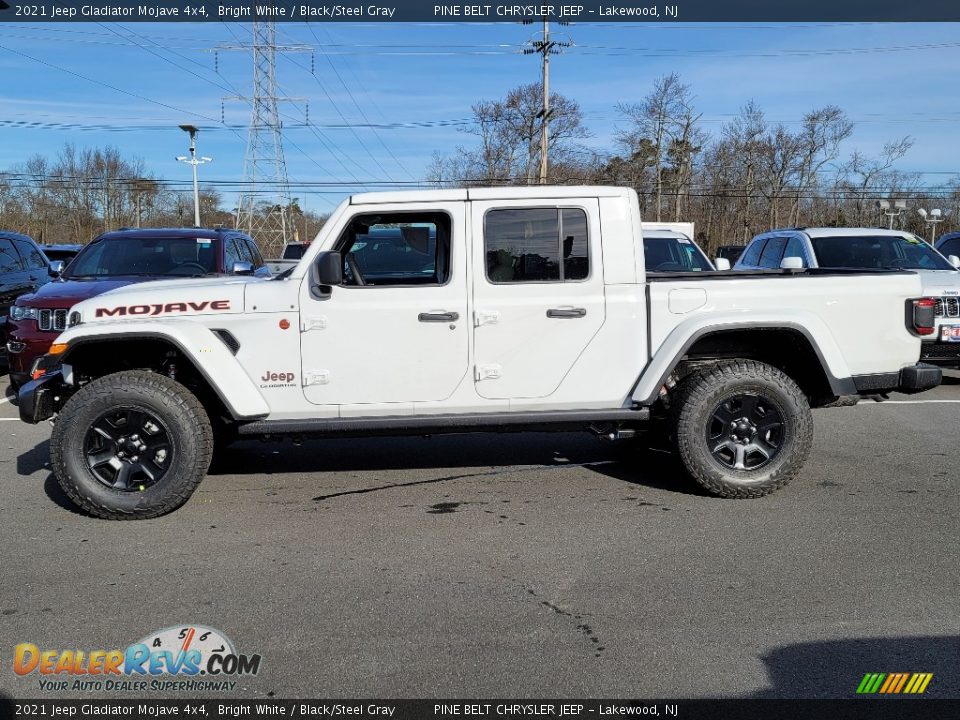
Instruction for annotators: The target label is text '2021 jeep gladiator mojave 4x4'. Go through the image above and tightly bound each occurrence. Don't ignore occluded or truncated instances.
[18,187,942,519]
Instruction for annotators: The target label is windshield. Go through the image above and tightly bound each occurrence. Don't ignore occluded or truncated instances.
[810,235,954,271]
[644,236,713,272]
[65,237,218,278]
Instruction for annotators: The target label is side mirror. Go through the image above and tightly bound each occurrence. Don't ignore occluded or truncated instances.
[48,261,65,276]
[780,256,806,270]
[314,251,343,287]
[949,255,960,269]
[713,258,731,271]
[232,261,254,276]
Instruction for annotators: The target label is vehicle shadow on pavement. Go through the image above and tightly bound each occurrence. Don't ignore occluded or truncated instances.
[17,438,49,477]
[207,432,707,497]
[753,635,960,698]
[210,432,619,475]
[16,439,92,516]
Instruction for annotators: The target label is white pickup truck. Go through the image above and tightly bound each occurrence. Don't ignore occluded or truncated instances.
[18,187,941,519]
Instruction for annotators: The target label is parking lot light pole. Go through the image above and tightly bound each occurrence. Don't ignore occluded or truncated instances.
[177,125,212,228]
[917,207,945,244]
[875,199,907,229]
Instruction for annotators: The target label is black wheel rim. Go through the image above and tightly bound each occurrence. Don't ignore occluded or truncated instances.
[84,407,173,491]
[706,393,784,471]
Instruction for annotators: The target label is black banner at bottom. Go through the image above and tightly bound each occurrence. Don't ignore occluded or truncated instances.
[3,699,960,720]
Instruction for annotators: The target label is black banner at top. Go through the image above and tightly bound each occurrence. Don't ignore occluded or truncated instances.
[0,0,959,23]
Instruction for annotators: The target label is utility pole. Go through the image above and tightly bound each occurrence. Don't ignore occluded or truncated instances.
[176,125,211,228]
[217,22,309,256]
[524,20,572,185]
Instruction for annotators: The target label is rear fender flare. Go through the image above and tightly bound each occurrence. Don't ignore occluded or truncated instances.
[631,313,855,406]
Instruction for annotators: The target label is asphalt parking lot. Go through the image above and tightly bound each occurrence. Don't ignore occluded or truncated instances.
[1,370,958,700]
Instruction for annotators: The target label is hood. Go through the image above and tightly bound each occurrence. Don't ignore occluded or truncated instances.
[71,276,264,324]
[15,278,141,308]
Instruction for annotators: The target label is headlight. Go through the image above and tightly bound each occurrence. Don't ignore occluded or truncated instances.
[10,306,38,321]
[69,311,82,327]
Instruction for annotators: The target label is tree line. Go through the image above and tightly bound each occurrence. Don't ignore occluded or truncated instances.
[0,144,326,250]
[428,75,960,254]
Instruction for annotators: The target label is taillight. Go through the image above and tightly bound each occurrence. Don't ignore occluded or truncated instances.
[912,298,937,336]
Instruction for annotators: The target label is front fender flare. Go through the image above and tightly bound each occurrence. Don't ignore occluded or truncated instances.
[56,320,270,420]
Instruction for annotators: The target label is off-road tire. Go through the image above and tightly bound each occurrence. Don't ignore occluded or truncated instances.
[672,360,813,498]
[51,370,213,519]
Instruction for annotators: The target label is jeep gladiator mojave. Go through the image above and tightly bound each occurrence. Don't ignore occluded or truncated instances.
[18,187,942,520]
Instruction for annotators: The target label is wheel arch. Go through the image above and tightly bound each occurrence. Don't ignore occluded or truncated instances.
[58,326,268,420]
[632,320,856,407]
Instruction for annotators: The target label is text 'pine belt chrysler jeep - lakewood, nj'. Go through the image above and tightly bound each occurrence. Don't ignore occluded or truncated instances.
[18,187,943,519]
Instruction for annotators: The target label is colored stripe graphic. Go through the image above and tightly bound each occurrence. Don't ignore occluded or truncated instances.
[857,672,932,694]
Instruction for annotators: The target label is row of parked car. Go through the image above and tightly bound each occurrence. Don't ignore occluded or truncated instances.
[3,222,960,396]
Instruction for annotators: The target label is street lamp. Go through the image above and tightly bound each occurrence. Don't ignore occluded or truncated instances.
[176,124,212,228]
[875,199,907,229]
[916,207,945,244]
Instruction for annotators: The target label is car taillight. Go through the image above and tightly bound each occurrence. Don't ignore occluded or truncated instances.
[912,298,937,336]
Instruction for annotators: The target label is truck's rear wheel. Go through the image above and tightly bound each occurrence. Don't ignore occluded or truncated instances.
[672,360,812,498]
[51,370,213,519]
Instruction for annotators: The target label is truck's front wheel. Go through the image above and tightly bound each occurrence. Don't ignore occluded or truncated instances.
[672,360,812,498]
[51,370,213,519]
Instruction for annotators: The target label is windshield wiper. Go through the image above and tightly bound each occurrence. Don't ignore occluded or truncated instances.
[273,266,296,280]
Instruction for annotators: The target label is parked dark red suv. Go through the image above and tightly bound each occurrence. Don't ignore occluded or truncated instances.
[6,227,268,389]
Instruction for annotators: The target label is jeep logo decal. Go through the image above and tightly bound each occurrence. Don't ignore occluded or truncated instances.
[95,300,231,318]
[260,371,297,388]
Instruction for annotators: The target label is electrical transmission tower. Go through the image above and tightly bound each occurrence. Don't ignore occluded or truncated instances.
[218,23,309,256]
[523,20,572,184]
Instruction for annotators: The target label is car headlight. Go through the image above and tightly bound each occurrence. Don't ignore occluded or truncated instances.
[10,306,38,321]
[68,311,82,327]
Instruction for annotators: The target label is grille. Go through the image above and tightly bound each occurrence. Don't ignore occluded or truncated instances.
[935,297,960,318]
[923,343,960,360]
[38,308,69,332]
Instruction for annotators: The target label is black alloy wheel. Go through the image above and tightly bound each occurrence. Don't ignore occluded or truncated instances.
[706,393,784,471]
[84,407,173,491]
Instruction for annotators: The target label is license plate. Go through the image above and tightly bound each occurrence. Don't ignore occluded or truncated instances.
[942,325,960,342]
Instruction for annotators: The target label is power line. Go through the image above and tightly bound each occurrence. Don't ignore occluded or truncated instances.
[303,23,416,181]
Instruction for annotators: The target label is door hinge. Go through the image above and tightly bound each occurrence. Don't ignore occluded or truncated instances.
[304,370,330,386]
[474,310,500,327]
[302,316,328,332]
[474,364,502,381]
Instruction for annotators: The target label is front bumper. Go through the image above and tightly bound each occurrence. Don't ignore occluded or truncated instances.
[18,371,65,424]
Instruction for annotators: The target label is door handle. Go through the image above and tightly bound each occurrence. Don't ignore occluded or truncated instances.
[546,307,587,319]
[418,311,459,323]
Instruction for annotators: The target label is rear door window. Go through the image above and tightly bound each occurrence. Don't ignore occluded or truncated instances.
[484,207,590,283]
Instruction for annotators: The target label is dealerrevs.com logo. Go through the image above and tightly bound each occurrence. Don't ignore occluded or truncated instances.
[14,625,261,693]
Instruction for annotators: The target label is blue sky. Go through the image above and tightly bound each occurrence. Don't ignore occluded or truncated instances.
[0,21,958,214]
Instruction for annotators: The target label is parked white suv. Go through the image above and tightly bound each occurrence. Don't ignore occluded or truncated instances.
[735,227,960,368]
